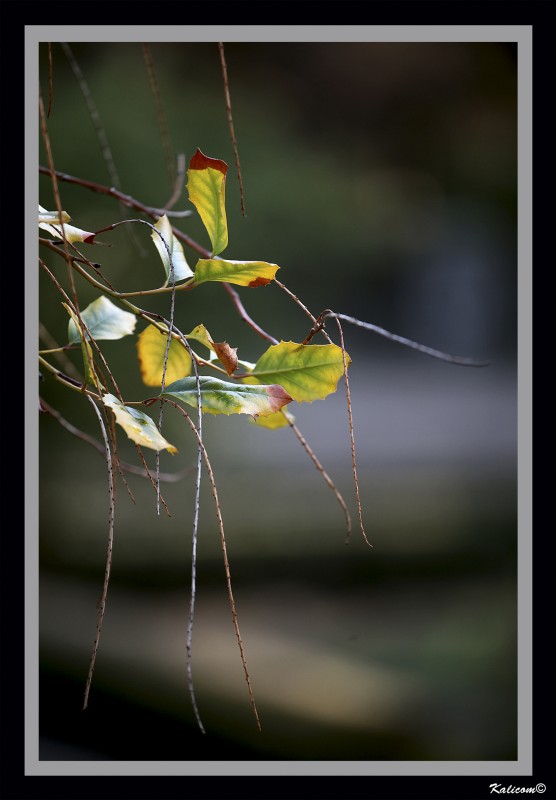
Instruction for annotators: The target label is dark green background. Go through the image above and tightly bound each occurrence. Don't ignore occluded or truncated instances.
[38,41,518,761]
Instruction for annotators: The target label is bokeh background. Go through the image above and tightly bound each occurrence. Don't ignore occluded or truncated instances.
[37,41,518,761]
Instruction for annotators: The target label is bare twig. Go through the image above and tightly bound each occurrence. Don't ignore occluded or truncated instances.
[39,166,192,219]
[334,316,371,547]
[40,398,193,481]
[83,396,116,710]
[218,43,246,217]
[142,43,176,190]
[288,419,352,541]
[334,313,490,367]
[47,43,53,116]
[222,283,279,345]
[165,400,261,732]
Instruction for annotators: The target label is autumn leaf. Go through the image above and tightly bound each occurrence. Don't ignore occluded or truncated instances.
[137,324,191,387]
[242,340,349,403]
[186,323,238,376]
[194,258,279,288]
[161,376,293,419]
[151,214,194,285]
[103,394,177,453]
[39,204,97,244]
[67,296,137,344]
[186,149,228,256]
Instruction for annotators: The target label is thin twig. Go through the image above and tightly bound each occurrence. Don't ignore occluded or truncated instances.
[334,314,490,367]
[218,43,246,217]
[47,43,53,116]
[143,43,176,190]
[60,42,146,254]
[222,284,279,344]
[83,396,116,710]
[334,317,371,547]
[38,166,278,346]
[162,153,187,213]
[40,398,193,481]
[165,400,262,732]
[288,420,352,541]
[39,165,192,219]
[60,43,122,192]
[155,225,179,515]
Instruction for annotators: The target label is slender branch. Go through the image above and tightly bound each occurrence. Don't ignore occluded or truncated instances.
[39,165,192,220]
[40,398,193,482]
[288,419,352,541]
[222,284,279,345]
[143,43,176,189]
[164,400,262,732]
[47,43,53,116]
[38,167,283,347]
[334,316,371,547]
[218,43,246,217]
[161,153,187,213]
[83,396,116,710]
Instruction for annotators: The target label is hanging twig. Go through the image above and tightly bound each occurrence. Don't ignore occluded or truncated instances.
[218,42,246,217]
[83,396,116,710]
[40,398,193,481]
[334,316,371,547]
[287,419,352,541]
[163,399,262,732]
[47,43,53,116]
[142,43,176,190]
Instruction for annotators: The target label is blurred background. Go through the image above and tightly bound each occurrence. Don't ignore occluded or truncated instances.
[38,41,518,761]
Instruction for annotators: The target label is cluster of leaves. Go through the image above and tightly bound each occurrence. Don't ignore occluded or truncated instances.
[41,150,350,445]
[39,145,361,733]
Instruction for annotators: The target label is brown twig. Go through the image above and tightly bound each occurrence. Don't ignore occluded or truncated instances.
[47,43,53,116]
[334,316,371,547]
[143,43,176,190]
[288,420,352,541]
[40,398,193,482]
[83,396,116,710]
[164,399,262,732]
[218,43,246,217]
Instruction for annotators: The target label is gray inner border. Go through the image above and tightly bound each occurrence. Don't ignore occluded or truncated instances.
[26,25,532,778]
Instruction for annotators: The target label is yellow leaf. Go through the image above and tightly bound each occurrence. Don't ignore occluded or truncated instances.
[137,324,191,387]
[186,149,228,256]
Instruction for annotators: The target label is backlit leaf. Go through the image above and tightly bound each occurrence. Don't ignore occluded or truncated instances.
[103,393,177,454]
[161,376,293,419]
[39,204,97,244]
[186,149,228,256]
[137,324,191,387]
[67,296,137,344]
[194,258,280,287]
[151,214,194,285]
[242,340,350,403]
[187,323,238,376]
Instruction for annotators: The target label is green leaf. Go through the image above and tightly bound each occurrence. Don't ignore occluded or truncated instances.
[194,258,279,288]
[151,214,194,285]
[242,340,350,403]
[186,323,238,376]
[103,394,177,453]
[67,296,137,344]
[137,324,191,387]
[161,376,293,419]
[39,204,97,244]
[186,149,228,256]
